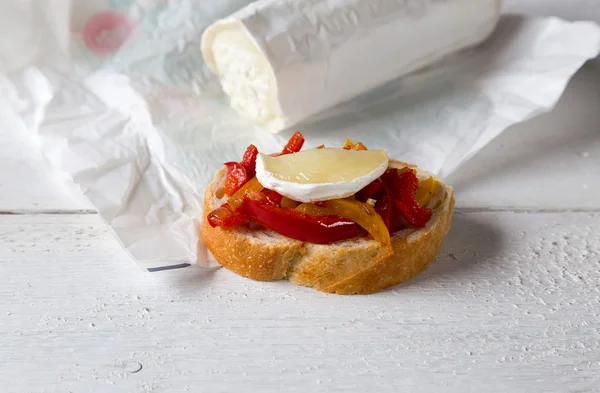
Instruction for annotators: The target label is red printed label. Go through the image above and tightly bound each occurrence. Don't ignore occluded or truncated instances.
[82,11,133,55]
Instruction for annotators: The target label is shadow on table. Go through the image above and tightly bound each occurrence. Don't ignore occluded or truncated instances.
[168,211,506,293]
[171,265,222,290]
[399,211,506,289]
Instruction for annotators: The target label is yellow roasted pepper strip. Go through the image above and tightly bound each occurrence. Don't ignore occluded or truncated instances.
[342,138,368,150]
[296,199,391,246]
[415,177,437,207]
[354,142,368,150]
[281,197,299,209]
[227,177,264,210]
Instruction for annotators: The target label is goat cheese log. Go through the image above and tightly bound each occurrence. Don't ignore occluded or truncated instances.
[201,0,502,132]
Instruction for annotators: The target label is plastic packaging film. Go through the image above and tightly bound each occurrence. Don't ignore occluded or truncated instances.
[0,0,599,270]
[201,0,502,132]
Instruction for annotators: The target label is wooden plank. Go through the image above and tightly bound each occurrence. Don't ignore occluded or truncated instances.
[1,212,598,392]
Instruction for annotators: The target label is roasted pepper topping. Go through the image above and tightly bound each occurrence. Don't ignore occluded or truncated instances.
[240,144,259,179]
[415,176,437,207]
[386,169,432,229]
[207,177,264,229]
[280,131,305,155]
[223,162,249,196]
[373,185,394,233]
[343,137,355,150]
[244,191,358,244]
[296,198,391,246]
[208,132,434,244]
[207,203,249,228]
[280,196,300,209]
[343,138,368,151]
[261,189,283,206]
[227,177,264,211]
[224,133,301,196]
[354,142,368,151]
[356,179,383,202]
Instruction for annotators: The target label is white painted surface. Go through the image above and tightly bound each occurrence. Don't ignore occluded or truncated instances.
[1,212,599,392]
[1,1,599,392]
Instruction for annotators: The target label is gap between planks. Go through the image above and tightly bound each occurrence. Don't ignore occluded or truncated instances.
[0,209,98,215]
[0,207,599,216]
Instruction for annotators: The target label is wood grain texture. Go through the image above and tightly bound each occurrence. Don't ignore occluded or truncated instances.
[1,212,598,393]
[0,2,599,392]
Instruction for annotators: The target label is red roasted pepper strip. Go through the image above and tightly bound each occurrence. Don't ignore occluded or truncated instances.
[374,185,394,232]
[243,192,358,244]
[356,179,382,202]
[240,144,259,179]
[223,162,249,196]
[392,199,431,229]
[280,131,305,155]
[386,169,432,228]
[380,168,402,187]
[261,189,283,206]
[207,203,249,228]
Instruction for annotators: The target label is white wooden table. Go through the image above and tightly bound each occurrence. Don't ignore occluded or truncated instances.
[1,2,599,392]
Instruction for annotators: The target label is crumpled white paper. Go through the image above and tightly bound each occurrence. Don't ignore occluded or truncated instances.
[1,0,599,271]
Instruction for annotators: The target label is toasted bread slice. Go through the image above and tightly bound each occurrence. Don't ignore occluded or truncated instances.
[201,160,455,295]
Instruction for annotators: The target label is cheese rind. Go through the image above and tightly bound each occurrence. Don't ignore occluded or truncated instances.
[202,0,502,132]
[255,148,389,203]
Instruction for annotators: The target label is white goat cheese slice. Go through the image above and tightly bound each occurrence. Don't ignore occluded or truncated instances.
[255,148,389,203]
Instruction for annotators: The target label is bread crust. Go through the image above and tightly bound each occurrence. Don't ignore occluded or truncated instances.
[201,160,454,294]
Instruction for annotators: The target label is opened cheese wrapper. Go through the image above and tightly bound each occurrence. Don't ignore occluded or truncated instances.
[0,0,599,270]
